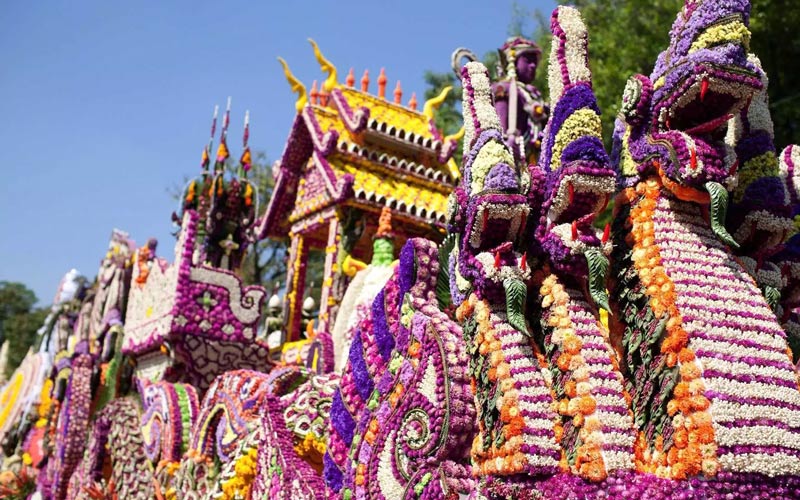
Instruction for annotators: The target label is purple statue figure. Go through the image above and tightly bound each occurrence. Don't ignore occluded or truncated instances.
[452,36,548,164]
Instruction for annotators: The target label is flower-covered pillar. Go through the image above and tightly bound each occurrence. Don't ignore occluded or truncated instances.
[316,217,341,333]
[284,232,309,343]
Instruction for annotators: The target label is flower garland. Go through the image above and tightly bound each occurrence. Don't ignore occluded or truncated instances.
[458,294,561,478]
[538,273,635,481]
[618,178,718,479]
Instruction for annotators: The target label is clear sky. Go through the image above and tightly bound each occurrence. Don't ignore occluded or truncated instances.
[0,0,555,304]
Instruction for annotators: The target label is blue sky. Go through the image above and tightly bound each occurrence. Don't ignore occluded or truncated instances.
[0,0,555,304]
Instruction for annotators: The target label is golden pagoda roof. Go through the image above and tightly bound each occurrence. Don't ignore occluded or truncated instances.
[257,45,459,240]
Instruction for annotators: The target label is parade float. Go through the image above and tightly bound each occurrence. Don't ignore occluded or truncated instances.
[1,1,800,498]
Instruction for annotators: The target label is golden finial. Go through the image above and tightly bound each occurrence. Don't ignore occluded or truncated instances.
[444,126,465,143]
[277,57,308,112]
[308,38,338,92]
[422,86,452,120]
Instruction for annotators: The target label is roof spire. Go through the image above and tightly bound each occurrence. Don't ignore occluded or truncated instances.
[346,68,355,87]
[202,104,219,172]
[308,38,338,92]
[278,57,308,112]
[408,92,418,110]
[310,80,319,105]
[361,69,370,92]
[378,68,387,99]
[393,81,403,104]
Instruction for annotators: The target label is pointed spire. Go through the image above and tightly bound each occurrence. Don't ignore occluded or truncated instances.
[393,81,403,104]
[240,110,252,173]
[215,98,231,171]
[423,86,452,120]
[408,92,418,110]
[378,68,387,99]
[202,105,219,172]
[278,57,308,112]
[308,38,338,92]
[346,68,355,87]
[242,109,250,148]
[310,80,319,105]
[361,69,370,92]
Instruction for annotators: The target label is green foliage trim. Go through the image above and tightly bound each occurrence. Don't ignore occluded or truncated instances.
[585,247,611,313]
[706,181,740,249]
[436,234,457,310]
[503,277,529,335]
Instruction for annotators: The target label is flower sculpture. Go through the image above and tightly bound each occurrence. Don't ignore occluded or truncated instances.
[528,6,635,483]
[188,370,271,464]
[139,380,199,493]
[65,398,154,500]
[324,238,475,499]
[610,0,800,490]
[453,36,549,164]
[449,58,561,491]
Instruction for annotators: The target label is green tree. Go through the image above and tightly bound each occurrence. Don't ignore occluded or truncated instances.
[0,282,48,377]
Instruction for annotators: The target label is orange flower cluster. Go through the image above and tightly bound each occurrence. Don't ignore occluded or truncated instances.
[626,178,718,479]
[541,274,607,481]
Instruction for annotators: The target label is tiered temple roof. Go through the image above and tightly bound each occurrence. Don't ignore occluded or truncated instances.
[256,42,460,254]
[255,40,462,340]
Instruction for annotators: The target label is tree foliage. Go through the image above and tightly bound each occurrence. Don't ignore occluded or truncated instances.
[0,281,48,377]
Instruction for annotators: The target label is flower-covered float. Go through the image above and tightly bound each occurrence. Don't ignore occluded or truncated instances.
[1,1,800,499]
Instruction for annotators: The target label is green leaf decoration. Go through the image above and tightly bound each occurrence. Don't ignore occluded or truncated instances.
[705,181,740,249]
[436,233,457,310]
[503,277,529,335]
[763,285,781,312]
[585,247,611,313]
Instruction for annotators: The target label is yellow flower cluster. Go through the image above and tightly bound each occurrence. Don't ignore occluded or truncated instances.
[220,446,258,500]
[0,372,24,429]
[36,378,53,427]
[294,432,327,472]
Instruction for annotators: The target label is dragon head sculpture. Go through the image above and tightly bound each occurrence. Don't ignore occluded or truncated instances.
[533,5,616,310]
[613,0,765,245]
[448,61,531,317]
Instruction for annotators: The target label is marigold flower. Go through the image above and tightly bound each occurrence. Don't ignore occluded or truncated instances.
[563,335,582,355]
